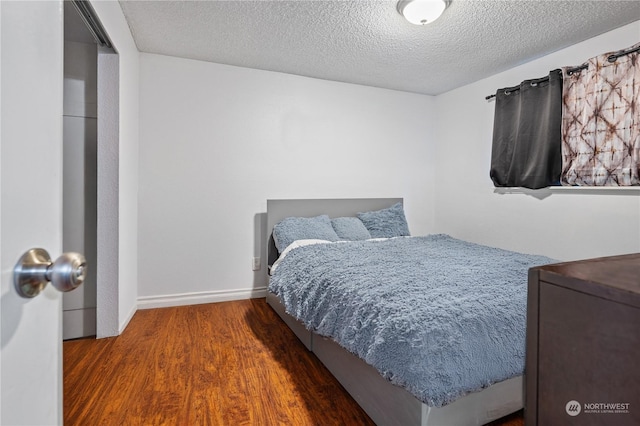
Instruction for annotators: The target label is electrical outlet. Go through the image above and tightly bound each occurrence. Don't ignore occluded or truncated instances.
[252,257,261,271]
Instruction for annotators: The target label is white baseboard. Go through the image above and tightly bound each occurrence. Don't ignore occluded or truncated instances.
[119,303,137,334]
[137,286,268,310]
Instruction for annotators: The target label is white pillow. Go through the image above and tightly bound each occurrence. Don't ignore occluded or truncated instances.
[270,239,334,274]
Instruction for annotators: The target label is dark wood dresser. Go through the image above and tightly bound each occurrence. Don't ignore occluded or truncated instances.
[526,253,640,426]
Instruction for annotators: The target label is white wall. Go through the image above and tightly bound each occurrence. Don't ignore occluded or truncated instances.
[90,1,139,331]
[433,21,640,261]
[137,53,436,305]
[137,18,639,306]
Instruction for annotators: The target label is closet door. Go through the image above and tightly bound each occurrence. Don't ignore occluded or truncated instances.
[62,26,98,339]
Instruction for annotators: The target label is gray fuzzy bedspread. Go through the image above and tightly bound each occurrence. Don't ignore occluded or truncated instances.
[268,234,556,407]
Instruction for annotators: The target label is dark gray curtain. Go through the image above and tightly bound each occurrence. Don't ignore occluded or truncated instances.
[490,70,563,189]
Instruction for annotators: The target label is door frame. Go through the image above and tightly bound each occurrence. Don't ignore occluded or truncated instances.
[65,0,121,339]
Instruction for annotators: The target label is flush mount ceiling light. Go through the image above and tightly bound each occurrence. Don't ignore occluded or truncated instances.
[397,0,449,25]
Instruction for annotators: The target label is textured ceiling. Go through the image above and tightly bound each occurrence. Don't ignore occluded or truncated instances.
[118,0,640,95]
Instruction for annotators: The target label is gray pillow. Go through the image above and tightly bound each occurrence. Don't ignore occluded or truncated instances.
[272,214,340,252]
[331,217,371,241]
[357,202,410,238]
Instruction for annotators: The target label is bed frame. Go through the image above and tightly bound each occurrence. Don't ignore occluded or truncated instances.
[265,198,523,426]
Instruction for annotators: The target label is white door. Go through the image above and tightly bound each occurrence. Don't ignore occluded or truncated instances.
[1,1,65,424]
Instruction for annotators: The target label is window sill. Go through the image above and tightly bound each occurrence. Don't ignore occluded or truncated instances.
[493,186,640,198]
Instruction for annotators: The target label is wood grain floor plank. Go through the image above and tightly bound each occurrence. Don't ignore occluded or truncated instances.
[64,299,523,425]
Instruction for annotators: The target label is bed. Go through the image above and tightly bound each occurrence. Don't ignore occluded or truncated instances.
[265,198,554,425]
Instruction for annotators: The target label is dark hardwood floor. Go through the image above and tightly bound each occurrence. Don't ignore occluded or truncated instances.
[64,299,524,425]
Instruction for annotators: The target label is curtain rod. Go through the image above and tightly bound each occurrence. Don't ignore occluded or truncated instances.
[484,44,640,101]
[484,72,561,101]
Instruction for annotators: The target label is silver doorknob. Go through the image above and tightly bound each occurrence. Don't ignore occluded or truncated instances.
[14,248,87,298]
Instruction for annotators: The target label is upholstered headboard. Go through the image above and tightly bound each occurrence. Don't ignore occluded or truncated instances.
[266,198,403,271]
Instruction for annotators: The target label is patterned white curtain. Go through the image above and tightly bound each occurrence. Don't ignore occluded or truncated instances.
[561,43,640,186]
